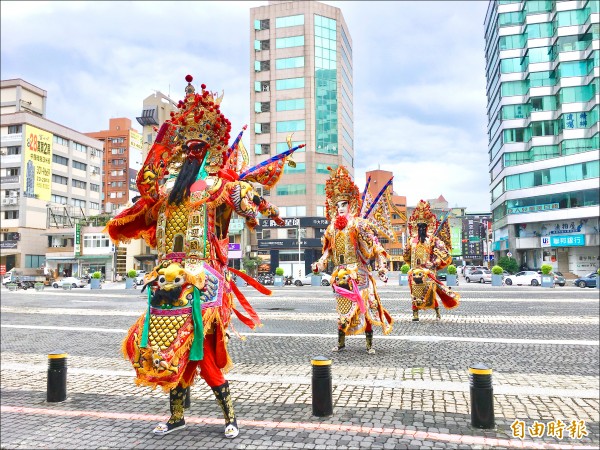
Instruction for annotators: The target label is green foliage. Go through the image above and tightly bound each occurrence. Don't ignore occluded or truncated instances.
[240,269,247,274]
[446,265,457,275]
[497,256,518,274]
[92,271,102,279]
[242,256,261,275]
[275,267,284,276]
[400,264,410,274]
[127,269,138,278]
[491,265,504,275]
[541,264,553,275]
[597,268,600,275]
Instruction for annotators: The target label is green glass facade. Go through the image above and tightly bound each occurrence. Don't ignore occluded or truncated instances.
[315,14,338,156]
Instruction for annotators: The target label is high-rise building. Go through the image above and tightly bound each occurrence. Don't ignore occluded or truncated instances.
[85,118,143,213]
[135,91,178,160]
[250,0,354,277]
[484,0,599,276]
[0,78,104,277]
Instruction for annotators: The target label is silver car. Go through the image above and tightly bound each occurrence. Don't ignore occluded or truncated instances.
[465,269,492,283]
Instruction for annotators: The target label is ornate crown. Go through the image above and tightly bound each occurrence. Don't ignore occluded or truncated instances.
[160,75,233,174]
[325,166,360,221]
[407,199,438,235]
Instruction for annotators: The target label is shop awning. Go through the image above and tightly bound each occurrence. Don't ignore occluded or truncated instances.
[77,255,112,260]
[134,254,157,262]
[46,256,78,262]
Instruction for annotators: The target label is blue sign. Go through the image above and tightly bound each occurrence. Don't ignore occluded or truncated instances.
[550,234,585,247]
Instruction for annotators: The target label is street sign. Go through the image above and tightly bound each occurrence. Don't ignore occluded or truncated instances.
[507,252,512,258]
[0,265,6,275]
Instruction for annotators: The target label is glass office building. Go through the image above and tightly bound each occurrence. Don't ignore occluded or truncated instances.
[484,0,599,276]
[250,1,354,276]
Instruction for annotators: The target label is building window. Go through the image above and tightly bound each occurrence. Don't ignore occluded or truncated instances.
[275,14,304,28]
[316,163,336,174]
[90,202,100,210]
[276,35,304,49]
[25,255,45,268]
[279,206,306,217]
[110,137,125,144]
[90,183,100,192]
[4,210,19,219]
[254,60,271,72]
[52,174,68,185]
[254,19,270,30]
[254,39,270,51]
[7,146,21,155]
[276,99,305,111]
[276,120,305,133]
[52,154,69,165]
[72,179,87,189]
[276,184,306,196]
[51,194,68,204]
[72,160,87,171]
[71,198,86,208]
[316,205,326,216]
[111,148,126,154]
[316,184,326,195]
[7,168,20,176]
[73,142,87,153]
[254,81,271,92]
[276,142,305,154]
[53,135,69,146]
[254,144,271,155]
[8,125,22,134]
[276,56,305,70]
[276,78,305,90]
[83,234,110,248]
[255,123,271,134]
[284,162,306,174]
[255,101,271,113]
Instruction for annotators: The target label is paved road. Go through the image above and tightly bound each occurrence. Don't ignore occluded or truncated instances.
[1,282,598,449]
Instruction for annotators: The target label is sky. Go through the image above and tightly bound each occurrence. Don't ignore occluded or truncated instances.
[1,1,491,211]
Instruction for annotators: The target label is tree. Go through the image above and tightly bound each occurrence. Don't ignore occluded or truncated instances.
[497,256,518,274]
[242,255,261,277]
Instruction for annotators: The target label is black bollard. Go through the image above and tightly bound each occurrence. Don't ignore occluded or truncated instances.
[311,356,333,417]
[184,386,191,408]
[47,352,68,402]
[469,363,495,429]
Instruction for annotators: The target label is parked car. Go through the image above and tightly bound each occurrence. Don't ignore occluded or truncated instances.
[465,269,492,284]
[135,271,147,286]
[464,266,486,277]
[295,272,332,286]
[552,271,566,287]
[437,271,447,281]
[52,277,87,288]
[573,272,598,288]
[503,271,541,286]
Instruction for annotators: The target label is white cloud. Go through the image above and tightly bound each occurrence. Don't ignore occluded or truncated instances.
[1,0,491,211]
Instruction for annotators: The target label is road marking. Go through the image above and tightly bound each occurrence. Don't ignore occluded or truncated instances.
[2,307,598,325]
[2,324,598,346]
[0,405,594,449]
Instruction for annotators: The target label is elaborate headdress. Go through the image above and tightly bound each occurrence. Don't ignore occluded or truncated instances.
[407,200,438,236]
[325,166,361,221]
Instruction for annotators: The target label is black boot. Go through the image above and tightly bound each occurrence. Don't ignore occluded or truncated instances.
[212,382,239,439]
[412,310,419,322]
[365,331,375,354]
[153,385,187,435]
[332,329,346,352]
[435,307,441,320]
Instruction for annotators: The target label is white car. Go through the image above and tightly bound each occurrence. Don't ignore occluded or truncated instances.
[465,269,492,284]
[135,271,147,285]
[503,271,541,286]
[294,273,332,286]
[52,277,87,288]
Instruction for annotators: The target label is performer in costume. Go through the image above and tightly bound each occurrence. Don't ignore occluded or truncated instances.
[403,200,460,321]
[311,166,394,354]
[105,75,302,437]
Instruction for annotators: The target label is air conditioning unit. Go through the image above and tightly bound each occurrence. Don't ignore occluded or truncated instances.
[8,198,17,205]
[9,191,18,197]
[1,199,9,205]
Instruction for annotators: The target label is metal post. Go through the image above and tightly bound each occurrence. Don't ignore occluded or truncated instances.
[184,386,191,408]
[47,352,68,402]
[311,356,333,417]
[469,363,495,429]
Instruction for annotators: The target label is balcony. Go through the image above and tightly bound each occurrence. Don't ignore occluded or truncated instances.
[1,197,20,207]
[0,133,23,144]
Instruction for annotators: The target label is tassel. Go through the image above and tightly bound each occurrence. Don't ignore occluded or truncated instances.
[229,267,272,295]
[230,281,261,326]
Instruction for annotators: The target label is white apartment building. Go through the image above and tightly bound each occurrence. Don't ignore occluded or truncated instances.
[484,0,599,276]
[1,79,105,278]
